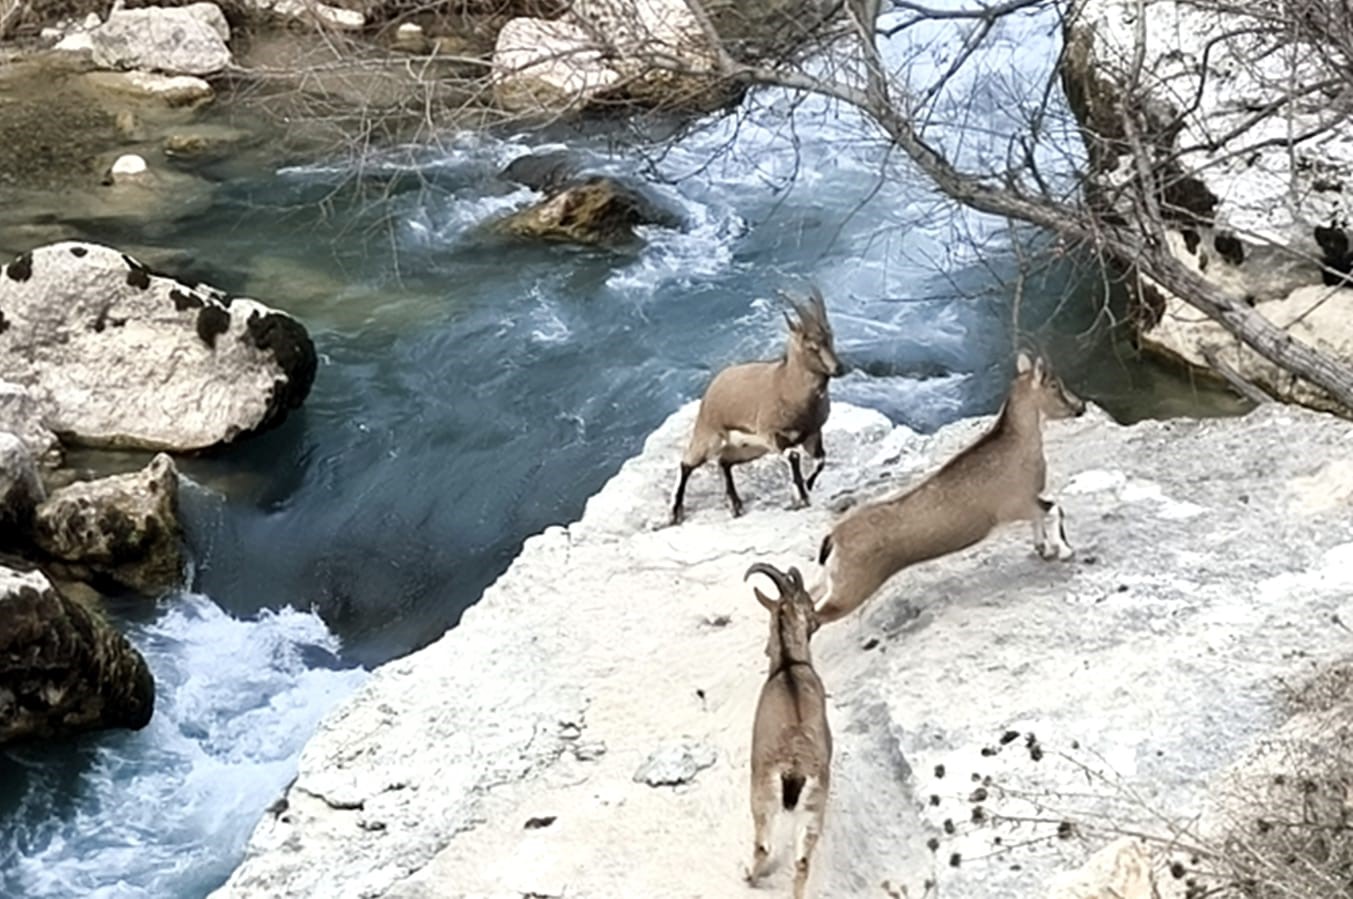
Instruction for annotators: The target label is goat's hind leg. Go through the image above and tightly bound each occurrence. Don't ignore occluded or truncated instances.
[791,779,827,899]
[1032,496,1074,561]
[670,462,695,526]
[745,785,778,885]
[720,460,745,518]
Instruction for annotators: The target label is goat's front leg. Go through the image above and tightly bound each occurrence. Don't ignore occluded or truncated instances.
[802,431,826,491]
[1032,496,1074,560]
[720,460,745,518]
[787,449,811,507]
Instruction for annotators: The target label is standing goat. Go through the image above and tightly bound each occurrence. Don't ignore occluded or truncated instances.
[745,563,832,899]
[814,352,1085,625]
[670,288,843,525]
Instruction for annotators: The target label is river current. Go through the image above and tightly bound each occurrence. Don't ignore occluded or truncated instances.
[0,9,1244,897]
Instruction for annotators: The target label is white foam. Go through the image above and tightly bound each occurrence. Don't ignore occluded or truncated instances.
[2,594,367,899]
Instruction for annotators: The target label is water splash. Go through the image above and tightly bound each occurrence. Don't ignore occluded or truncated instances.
[0,595,366,899]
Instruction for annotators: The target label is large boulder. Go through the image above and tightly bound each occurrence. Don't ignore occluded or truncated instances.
[1062,0,1353,411]
[0,432,44,538]
[213,400,1353,899]
[492,0,811,113]
[0,242,316,451]
[33,453,184,594]
[0,565,154,746]
[65,2,233,76]
[495,173,684,246]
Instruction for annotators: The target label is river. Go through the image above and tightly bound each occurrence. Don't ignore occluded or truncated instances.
[0,9,1245,897]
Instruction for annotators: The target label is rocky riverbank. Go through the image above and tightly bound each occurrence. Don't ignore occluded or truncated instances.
[0,239,317,745]
[1063,0,1353,413]
[213,398,1353,898]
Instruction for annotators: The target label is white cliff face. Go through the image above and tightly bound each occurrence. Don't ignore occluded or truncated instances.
[1064,0,1353,411]
[213,400,1353,899]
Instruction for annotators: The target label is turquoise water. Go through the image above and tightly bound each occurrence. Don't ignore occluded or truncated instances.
[0,12,1246,897]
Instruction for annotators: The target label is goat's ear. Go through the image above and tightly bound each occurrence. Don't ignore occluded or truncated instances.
[752,586,778,612]
[1032,357,1047,384]
[1016,351,1033,374]
[783,310,800,334]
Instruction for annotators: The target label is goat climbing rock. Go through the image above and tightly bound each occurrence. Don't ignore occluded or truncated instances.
[0,242,316,451]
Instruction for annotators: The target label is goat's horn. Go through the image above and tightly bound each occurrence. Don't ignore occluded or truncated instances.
[745,562,792,599]
[808,285,827,315]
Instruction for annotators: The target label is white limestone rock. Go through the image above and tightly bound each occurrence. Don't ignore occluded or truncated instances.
[247,0,365,32]
[0,242,316,452]
[632,740,717,787]
[0,381,60,465]
[492,0,726,113]
[82,3,232,76]
[82,70,215,107]
[214,399,1353,898]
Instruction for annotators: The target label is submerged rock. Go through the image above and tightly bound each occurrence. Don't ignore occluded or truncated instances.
[33,453,184,594]
[496,175,683,246]
[214,400,1353,898]
[0,565,154,745]
[0,241,316,451]
[82,70,216,108]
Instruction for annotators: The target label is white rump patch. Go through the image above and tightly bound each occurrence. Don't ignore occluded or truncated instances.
[726,429,777,452]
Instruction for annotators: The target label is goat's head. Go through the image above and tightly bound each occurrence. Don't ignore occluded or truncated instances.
[1014,351,1086,420]
[745,562,819,664]
[782,286,844,378]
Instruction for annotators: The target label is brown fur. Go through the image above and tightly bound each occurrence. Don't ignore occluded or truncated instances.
[744,563,832,899]
[815,354,1085,624]
[670,288,843,525]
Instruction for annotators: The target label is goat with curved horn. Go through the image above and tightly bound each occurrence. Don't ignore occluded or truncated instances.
[743,561,832,897]
[670,286,844,525]
[813,351,1086,626]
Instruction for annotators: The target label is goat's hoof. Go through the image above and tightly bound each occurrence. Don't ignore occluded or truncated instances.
[669,511,684,527]
[730,505,745,519]
[1038,542,1075,561]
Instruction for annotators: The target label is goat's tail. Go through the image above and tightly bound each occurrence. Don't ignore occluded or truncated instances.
[817,534,834,565]
[781,771,807,811]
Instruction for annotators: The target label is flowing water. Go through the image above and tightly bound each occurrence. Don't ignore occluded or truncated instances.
[0,10,1247,897]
